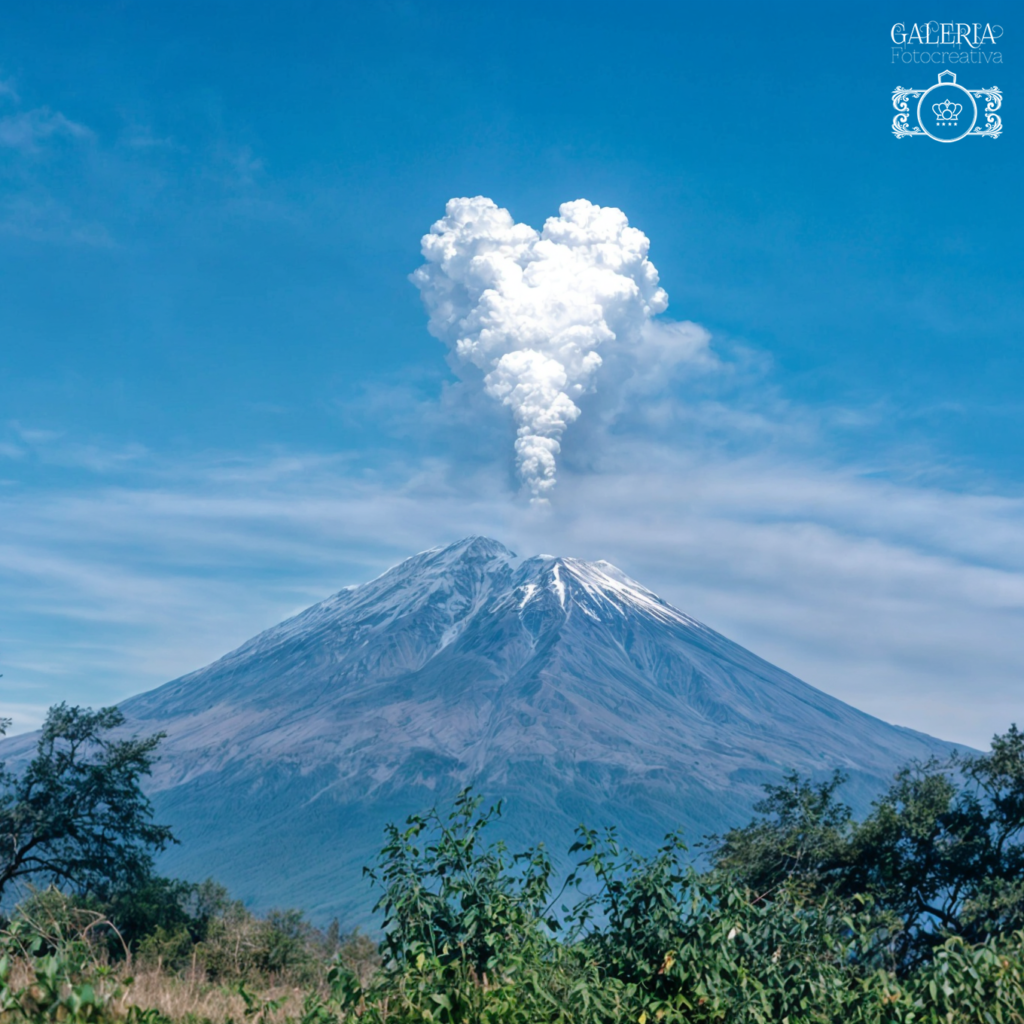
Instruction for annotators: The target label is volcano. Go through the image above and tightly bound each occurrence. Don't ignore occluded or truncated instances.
[98,538,957,923]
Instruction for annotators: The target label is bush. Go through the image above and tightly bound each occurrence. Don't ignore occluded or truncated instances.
[314,784,1024,1023]
[9,724,1024,1022]
[0,916,129,1024]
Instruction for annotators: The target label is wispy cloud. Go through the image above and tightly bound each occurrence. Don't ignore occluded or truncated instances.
[117,124,182,151]
[0,194,113,246]
[0,76,286,250]
[1,418,1022,748]
[10,423,63,445]
[0,95,107,244]
[0,107,92,153]
[1,703,51,736]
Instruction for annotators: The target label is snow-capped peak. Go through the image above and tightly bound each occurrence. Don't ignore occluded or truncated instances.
[505,551,707,633]
[223,538,709,669]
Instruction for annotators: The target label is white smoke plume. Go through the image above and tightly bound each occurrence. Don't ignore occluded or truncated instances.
[412,196,668,503]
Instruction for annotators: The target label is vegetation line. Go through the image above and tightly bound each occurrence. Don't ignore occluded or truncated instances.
[5,705,1024,1021]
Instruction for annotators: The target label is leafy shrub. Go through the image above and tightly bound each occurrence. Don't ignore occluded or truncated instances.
[313,783,1024,1023]
[0,918,128,1024]
[9,718,1024,1022]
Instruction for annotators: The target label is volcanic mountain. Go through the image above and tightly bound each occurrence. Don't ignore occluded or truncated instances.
[54,539,967,922]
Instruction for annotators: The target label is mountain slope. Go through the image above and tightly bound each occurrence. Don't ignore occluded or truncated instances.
[33,538,968,923]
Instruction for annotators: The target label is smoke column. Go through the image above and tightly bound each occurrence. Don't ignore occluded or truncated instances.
[412,196,668,503]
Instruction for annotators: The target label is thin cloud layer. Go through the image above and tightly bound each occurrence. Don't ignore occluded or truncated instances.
[1,427,1023,748]
[412,197,668,502]
[0,107,92,152]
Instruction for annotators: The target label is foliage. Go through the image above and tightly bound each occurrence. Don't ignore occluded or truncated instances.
[0,917,129,1024]
[715,725,1024,967]
[236,981,286,1024]
[8,709,1024,1022]
[0,706,174,900]
[197,902,327,985]
[710,769,853,897]
[366,789,557,977]
[10,887,113,955]
[310,772,1024,1023]
[108,877,229,956]
[317,793,867,1022]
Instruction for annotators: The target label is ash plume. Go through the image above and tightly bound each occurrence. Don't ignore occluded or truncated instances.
[412,196,668,503]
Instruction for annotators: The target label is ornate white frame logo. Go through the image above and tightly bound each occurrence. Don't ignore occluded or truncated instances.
[892,70,1002,141]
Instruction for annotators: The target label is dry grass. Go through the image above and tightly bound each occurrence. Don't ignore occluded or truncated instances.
[124,967,303,1023]
[2,887,387,1023]
[3,954,307,1024]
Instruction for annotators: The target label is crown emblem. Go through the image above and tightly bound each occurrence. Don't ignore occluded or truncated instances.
[932,98,962,125]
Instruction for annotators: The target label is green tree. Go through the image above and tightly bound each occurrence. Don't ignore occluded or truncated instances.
[105,874,229,957]
[0,704,174,899]
[712,726,1024,968]
[845,726,1024,961]
[711,768,853,898]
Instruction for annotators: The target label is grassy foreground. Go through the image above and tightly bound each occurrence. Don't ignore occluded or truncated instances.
[4,789,1024,1024]
[4,916,1024,1024]
[11,719,1024,1024]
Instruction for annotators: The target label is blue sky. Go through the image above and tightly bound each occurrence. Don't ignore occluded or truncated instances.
[1,1,1022,747]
